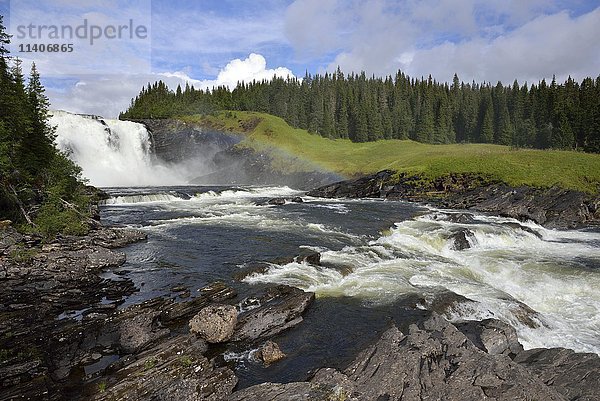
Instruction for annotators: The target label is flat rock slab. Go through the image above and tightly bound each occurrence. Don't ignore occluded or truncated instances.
[231,285,314,343]
[90,334,237,401]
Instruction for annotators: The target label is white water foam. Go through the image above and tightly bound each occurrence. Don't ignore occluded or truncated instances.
[245,210,600,354]
[102,193,185,205]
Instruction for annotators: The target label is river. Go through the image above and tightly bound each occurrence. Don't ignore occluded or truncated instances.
[98,185,600,388]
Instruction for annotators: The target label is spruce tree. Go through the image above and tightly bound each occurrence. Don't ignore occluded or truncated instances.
[25,62,55,174]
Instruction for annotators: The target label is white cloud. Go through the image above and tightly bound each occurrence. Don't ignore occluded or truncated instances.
[285,0,600,83]
[46,53,295,118]
[196,53,295,89]
[405,8,600,83]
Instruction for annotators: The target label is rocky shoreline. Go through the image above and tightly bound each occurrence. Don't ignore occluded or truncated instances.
[2,175,600,400]
[308,170,600,229]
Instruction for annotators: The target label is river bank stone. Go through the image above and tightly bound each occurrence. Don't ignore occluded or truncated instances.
[89,334,237,401]
[189,304,238,343]
[514,347,600,401]
[308,170,600,229]
[0,226,148,399]
[256,341,286,365]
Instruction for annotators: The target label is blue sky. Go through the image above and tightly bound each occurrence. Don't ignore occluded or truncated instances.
[1,0,599,117]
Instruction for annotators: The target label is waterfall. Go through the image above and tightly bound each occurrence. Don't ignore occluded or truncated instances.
[50,111,188,187]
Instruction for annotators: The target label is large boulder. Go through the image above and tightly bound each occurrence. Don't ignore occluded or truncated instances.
[189,304,238,343]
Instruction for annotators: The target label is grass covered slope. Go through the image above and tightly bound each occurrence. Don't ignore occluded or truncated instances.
[185,111,600,193]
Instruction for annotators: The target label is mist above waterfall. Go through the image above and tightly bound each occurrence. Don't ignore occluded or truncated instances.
[50,111,203,187]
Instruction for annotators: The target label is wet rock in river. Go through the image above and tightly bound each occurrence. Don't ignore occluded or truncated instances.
[267,197,286,206]
[449,228,475,250]
[256,341,286,365]
[502,221,544,239]
[189,304,238,343]
[232,285,314,342]
[416,290,477,316]
[232,262,271,281]
[295,249,321,265]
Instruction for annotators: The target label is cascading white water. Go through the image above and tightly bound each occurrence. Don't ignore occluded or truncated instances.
[49,110,188,187]
[241,208,600,354]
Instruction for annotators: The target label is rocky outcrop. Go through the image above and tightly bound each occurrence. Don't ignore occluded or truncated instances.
[308,170,600,228]
[439,184,600,229]
[514,348,600,401]
[137,119,241,165]
[307,169,395,198]
[230,315,571,401]
[90,335,237,401]
[133,119,342,189]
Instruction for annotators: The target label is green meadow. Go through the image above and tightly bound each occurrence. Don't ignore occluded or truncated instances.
[182,111,600,193]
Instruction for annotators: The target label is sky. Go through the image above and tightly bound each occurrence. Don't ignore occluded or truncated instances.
[1,0,599,117]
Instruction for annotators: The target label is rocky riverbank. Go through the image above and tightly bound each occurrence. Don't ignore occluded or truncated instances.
[5,226,598,401]
[2,173,600,400]
[308,170,600,229]
[0,220,317,400]
[232,314,600,401]
[0,224,147,400]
